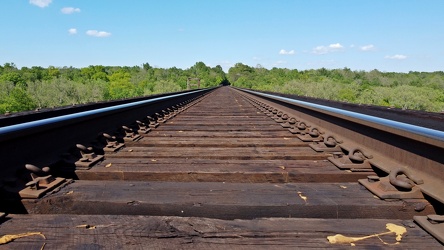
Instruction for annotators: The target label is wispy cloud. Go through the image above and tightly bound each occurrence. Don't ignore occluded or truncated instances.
[61,7,81,14]
[86,30,112,38]
[360,44,376,51]
[68,28,77,35]
[385,54,407,60]
[29,0,52,8]
[312,43,344,55]
[279,49,295,55]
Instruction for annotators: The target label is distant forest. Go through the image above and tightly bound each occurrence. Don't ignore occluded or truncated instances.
[1,62,443,114]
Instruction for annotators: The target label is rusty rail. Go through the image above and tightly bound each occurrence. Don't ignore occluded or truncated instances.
[0,88,212,142]
[0,88,214,179]
[239,88,444,142]
[235,87,444,204]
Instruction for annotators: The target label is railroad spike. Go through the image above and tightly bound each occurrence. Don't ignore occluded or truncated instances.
[25,164,50,176]
[167,107,177,117]
[272,110,283,120]
[147,116,159,128]
[309,134,342,152]
[74,144,104,169]
[155,112,166,123]
[274,113,289,123]
[136,120,151,134]
[328,147,373,171]
[19,164,66,199]
[296,127,324,142]
[122,126,142,142]
[103,133,125,152]
[359,167,425,200]
[162,110,171,120]
[288,121,310,134]
[281,117,297,128]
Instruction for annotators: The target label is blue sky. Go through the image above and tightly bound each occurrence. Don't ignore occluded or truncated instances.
[1,0,443,72]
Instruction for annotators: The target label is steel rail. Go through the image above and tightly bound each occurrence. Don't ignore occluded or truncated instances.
[239,88,444,143]
[0,87,214,178]
[0,88,211,142]
[236,87,444,204]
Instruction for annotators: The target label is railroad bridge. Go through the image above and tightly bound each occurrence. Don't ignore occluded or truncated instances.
[0,86,443,248]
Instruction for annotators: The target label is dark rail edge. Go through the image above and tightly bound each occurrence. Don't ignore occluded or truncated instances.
[234,87,444,204]
[0,88,213,142]
[237,88,444,131]
[0,89,205,127]
[0,87,216,178]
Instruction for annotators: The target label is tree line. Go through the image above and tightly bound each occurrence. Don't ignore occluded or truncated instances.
[228,63,444,112]
[1,62,443,114]
[0,62,226,114]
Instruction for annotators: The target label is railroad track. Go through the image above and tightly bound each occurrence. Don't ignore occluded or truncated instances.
[0,86,443,249]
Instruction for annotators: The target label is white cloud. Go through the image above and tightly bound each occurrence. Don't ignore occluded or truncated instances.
[86,30,112,37]
[312,43,344,55]
[279,49,295,55]
[385,54,407,60]
[29,0,52,8]
[329,43,343,49]
[68,28,77,35]
[360,44,375,51]
[61,7,81,14]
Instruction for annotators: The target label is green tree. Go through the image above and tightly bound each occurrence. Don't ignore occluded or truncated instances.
[0,87,36,113]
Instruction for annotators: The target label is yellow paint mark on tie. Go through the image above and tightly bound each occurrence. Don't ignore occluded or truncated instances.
[105,163,112,168]
[76,224,96,229]
[0,232,46,245]
[297,191,308,203]
[327,223,407,246]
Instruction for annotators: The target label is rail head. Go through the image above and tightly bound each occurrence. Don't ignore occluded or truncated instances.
[0,88,213,143]
[238,88,444,147]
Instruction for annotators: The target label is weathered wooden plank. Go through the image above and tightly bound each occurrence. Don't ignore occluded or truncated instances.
[129,137,308,147]
[22,182,434,219]
[154,126,286,132]
[104,148,327,160]
[0,215,440,249]
[112,146,322,154]
[145,130,298,138]
[166,117,273,122]
[77,159,368,182]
